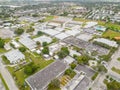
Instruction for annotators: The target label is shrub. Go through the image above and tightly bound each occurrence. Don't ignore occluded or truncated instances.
[42,47,49,54]
[15,28,24,35]
[91,72,98,80]
[0,38,5,48]
[19,47,26,52]
[70,62,76,69]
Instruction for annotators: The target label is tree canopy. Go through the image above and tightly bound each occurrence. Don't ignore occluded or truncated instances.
[42,42,48,47]
[0,38,5,48]
[19,47,26,52]
[26,26,35,33]
[57,47,69,59]
[15,28,24,35]
[42,47,49,54]
[24,63,37,75]
[76,55,91,65]
[107,80,120,90]
[47,79,60,90]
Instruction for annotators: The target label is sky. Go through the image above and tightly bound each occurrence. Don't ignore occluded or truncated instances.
[0,0,120,2]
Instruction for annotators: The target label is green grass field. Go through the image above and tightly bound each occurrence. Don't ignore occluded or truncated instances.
[102,30,120,39]
[112,67,120,74]
[0,48,7,53]
[44,16,54,22]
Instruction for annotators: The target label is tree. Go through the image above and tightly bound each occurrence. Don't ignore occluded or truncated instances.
[36,41,41,46]
[42,42,48,47]
[99,55,111,62]
[42,47,49,54]
[65,69,73,75]
[70,62,76,69]
[37,31,43,36]
[26,26,34,33]
[15,28,24,35]
[32,13,39,17]
[0,38,5,48]
[24,66,33,75]
[97,64,107,73]
[24,63,37,75]
[19,47,26,52]
[64,68,76,78]
[57,47,69,59]
[107,80,120,90]
[48,79,60,90]
[38,20,44,23]
[60,12,69,16]
[76,55,90,65]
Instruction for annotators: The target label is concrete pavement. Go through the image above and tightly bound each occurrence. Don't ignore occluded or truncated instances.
[91,47,120,90]
[0,58,19,90]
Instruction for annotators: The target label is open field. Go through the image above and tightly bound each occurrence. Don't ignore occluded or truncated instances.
[44,16,54,22]
[100,22,120,31]
[102,30,120,39]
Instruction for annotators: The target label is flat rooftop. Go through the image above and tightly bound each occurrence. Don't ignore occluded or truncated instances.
[33,35,52,44]
[41,29,60,36]
[4,49,25,64]
[63,36,109,55]
[94,38,118,48]
[19,37,36,50]
[65,29,80,36]
[55,32,71,40]
[26,61,67,90]
[76,33,93,41]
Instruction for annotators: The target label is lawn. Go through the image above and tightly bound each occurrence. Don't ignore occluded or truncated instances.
[7,52,54,90]
[47,88,61,90]
[117,57,120,61]
[111,67,120,74]
[44,16,54,22]
[96,20,120,31]
[24,52,54,68]
[73,18,91,22]
[4,38,11,43]
[104,23,120,31]
[102,30,120,39]
[0,48,7,53]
